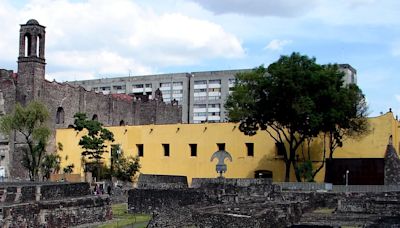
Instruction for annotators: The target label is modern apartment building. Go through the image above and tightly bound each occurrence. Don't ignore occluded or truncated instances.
[69,65,357,123]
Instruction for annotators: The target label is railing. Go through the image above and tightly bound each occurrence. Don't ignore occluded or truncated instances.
[274,182,400,192]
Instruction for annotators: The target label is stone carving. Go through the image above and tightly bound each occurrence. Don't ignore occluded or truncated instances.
[210,149,232,177]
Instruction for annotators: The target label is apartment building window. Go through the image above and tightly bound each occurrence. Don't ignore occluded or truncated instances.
[217,143,225,151]
[113,85,123,90]
[194,80,207,85]
[100,86,110,91]
[137,144,144,157]
[208,88,221,92]
[246,143,254,157]
[189,144,197,157]
[193,112,207,117]
[160,82,171,88]
[173,81,183,87]
[163,144,170,156]
[132,84,143,88]
[194,96,207,101]
[145,83,152,88]
[193,104,206,109]
[209,79,221,84]
[194,88,206,93]
[208,95,221,100]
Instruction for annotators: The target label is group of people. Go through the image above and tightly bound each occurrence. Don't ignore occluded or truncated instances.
[93,183,112,195]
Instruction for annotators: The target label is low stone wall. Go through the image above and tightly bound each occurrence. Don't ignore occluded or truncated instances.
[0,182,111,227]
[137,174,188,189]
[128,189,213,214]
[337,192,400,216]
[0,182,90,203]
[0,196,112,227]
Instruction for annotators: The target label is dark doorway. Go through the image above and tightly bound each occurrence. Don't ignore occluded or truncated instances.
[325,158,384,185]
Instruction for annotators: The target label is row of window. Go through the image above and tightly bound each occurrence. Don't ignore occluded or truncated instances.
[194,79,221,85]
[133,143,255,157]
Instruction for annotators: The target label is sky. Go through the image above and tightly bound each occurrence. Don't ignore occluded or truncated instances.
[0,0,399,117]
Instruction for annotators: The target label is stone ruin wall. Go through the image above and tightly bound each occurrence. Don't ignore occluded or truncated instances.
[128,174,400,227]
[0,182,111,227]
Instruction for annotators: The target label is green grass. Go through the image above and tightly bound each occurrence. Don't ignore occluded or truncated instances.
[98,203,151,228]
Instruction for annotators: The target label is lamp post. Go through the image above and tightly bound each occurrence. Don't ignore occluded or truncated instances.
[345,170,350,192]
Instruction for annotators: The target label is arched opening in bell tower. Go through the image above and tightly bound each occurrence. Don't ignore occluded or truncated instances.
[24,33,31,57]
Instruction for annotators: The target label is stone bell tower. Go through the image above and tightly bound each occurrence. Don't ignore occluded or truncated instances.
[17,19,46,104]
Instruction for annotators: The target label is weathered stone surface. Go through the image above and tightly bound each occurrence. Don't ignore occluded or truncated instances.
[137,174,188,189]
[0,182,112,227]
[384,143,400,185]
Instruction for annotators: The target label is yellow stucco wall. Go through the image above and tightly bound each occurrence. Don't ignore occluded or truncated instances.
[56,112,400,184]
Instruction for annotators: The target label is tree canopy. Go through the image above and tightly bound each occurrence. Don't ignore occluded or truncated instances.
[73,112,114,180]
[0,101,51,181]
[225,52,368,182]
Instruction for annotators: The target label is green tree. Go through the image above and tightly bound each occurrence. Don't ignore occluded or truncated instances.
[225,52,368,182]
[0,101,51,181]
[111,145,141,182]
[73,112,114,180]
[41,153,61,180]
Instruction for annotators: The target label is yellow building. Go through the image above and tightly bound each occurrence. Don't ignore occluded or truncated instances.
[56,112,400,184]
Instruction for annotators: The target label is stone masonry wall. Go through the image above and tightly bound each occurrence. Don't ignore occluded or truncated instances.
[0,196,112,228]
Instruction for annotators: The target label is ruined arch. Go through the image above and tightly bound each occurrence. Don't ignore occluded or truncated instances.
[56,107,64,124]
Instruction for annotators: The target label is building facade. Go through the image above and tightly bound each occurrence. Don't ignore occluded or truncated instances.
[0,19,181,179]
[70,65,357,124]
[56,112,399,184]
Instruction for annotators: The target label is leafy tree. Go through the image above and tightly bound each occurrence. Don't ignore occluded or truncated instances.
[41,153,61,180]
[73,112,114,180]
[111,145,141,182]
[0,101,51,181]
[63,164,75,174]
[225,52,368,182]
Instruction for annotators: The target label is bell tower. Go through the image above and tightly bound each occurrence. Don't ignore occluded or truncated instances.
[17,19,46,103]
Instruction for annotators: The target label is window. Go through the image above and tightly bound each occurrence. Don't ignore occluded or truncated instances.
[100,86,110,91]
[56,107,64,124]
[194,80,206,85]
[217,143,225,151]
[276,142,285,156]
[246,143,254,157]
[119,120,125,126]
[137,144,144,157]
[160,82,171,87]
[132,84,144,88]
[208,79,221,84]
[173,82,183,87]
[145,83,152,88]
[162,144,170,156]
[193,104,206,109]
[189,144,197,157]
[194,88,206,93]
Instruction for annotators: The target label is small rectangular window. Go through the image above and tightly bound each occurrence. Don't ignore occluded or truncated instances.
[246,143,254,157]
[163,144,170,156]
[137,144,144,157]
[276,142,285,156]
[217,143,225,151]
[190,144,197,157]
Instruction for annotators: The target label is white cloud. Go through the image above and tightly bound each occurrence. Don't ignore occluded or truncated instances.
[265,39,292,51]
[190,0,318,17]
[0,0,244,80]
